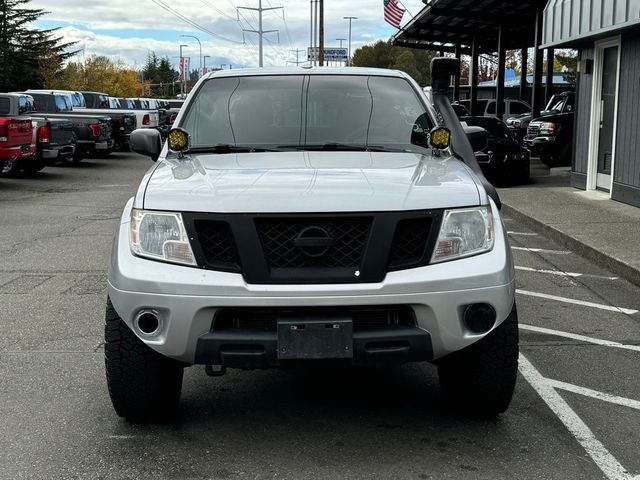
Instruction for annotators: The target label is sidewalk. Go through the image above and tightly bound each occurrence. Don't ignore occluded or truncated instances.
[497,161,640,286]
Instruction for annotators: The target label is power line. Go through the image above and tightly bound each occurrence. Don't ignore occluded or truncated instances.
[199,0,237,21]
[151,0,243,44]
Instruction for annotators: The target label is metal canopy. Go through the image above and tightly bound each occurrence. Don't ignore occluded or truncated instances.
[392,0,548,53]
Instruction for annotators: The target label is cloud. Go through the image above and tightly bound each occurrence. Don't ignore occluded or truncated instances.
[30,0,425,68]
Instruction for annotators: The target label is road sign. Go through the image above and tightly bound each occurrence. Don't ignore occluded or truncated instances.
[307,47,348,61]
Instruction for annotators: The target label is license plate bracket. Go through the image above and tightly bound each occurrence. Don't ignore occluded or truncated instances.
[277,316,353,360]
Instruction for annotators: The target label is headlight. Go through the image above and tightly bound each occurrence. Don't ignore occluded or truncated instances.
[432,207,494,263]
[539,122,556,135]
[130,209,196,266]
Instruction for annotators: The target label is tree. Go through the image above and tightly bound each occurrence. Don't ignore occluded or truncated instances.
[0,0,75,91]
[555,49,577,86]
[48,55,140,97]
[352,41,436,86]
[142,52,179,97]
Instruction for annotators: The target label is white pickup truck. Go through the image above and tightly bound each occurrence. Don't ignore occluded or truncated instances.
[108,61,519,421]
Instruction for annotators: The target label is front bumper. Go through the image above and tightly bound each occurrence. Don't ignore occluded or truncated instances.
[108,198,515,364]
[524,135,557,154]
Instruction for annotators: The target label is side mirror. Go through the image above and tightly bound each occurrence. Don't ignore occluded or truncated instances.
[130,128,162,161]
[462,125,489,152]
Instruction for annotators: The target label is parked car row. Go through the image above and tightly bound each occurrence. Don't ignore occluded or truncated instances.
[0,90,185,177]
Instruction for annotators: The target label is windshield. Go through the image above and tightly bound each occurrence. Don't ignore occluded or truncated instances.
[181,74,432,151]
[545,94,567,112]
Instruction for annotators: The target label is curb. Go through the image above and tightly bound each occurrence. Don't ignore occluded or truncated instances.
[501,203,640,288]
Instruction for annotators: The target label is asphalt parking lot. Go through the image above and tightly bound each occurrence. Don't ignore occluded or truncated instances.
[0,153,639,480]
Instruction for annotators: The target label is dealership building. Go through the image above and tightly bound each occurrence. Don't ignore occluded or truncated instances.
[394,0,640,208]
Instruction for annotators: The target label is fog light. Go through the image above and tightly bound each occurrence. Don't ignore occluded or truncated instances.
[464,303,496,333]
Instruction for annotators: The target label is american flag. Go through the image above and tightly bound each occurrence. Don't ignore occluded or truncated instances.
[384,0,405,28]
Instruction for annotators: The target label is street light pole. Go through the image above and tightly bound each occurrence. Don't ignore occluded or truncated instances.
[180,34,202,78]
[179,44,188,95]
[344,16,357,67]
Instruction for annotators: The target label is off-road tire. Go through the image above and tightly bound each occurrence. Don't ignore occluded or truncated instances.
[105,298,184,421]
[437,303,519,417]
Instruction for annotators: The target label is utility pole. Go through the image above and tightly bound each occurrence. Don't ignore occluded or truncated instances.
[288,49,305,66]
[344,16,357,67]
[238,0,282,67]
[318,0,324,66]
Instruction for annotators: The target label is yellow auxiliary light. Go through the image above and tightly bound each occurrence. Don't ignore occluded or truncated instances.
[429,127,451,150]
[167,128,190,153]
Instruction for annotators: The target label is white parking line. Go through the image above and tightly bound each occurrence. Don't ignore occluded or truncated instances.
[546,379,640,411]
[515,266,619,280]
[508,231,539,236]
[516,289,639,315]
[519,354,638,480]
[512,246,571,255]
[519,324,640,353]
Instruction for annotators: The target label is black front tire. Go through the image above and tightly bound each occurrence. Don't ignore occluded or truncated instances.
[105,298,184,421]
[437,304,519,417]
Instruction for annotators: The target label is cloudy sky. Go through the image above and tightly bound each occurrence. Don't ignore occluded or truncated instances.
[31,0,427,71]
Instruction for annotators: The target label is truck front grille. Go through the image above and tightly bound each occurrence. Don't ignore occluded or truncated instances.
[527,124,540,136]
[256,217,371,269]
[183,211,442,284]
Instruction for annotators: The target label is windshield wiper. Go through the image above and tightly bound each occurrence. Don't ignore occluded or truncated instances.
[278,143,405,152]
[189,144,280,154]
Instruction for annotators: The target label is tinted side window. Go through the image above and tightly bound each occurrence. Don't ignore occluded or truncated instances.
[18,96,28,114]
[0,97,10,115]
[55,95,68,112]
[486,101,496,114]
[510,102,530,114]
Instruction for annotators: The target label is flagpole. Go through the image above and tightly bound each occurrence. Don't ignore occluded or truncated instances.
[396,0,414,21]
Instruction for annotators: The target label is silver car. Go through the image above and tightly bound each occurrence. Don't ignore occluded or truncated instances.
[107,63,518,420]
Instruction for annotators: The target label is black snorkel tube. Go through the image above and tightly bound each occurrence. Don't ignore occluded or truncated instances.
[430,57,502,209]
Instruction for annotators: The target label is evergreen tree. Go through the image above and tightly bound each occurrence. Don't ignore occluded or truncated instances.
[0,0,75,91]
[142,52,178,97]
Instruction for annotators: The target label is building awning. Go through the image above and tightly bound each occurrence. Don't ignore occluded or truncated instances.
[392,0,548,53]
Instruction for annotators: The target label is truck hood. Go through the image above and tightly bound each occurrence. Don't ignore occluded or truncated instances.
[141,151,484,213]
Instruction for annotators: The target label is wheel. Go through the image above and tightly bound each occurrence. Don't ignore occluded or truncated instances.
[0,157,21,177]
[72,150,84,164]
[437,303,519,417]
[23,158,46,175]
[104,298,184,421]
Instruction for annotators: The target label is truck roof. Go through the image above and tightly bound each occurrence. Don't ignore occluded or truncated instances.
[202,67,411,81]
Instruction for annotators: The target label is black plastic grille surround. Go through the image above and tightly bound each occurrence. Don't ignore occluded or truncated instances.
[256,218,371,269]
[182,210,442,284]
[213,306,417,332]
